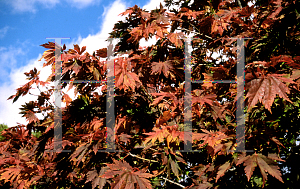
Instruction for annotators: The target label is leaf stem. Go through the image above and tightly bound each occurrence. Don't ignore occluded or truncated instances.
[160,176,185,188]
[128,152,159,163]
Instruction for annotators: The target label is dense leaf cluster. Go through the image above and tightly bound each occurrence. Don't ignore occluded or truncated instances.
[1,0,300,188]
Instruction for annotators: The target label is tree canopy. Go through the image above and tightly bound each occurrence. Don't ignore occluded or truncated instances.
[1,0,300,188]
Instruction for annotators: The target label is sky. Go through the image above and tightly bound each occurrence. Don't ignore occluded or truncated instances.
[0,0,167,127]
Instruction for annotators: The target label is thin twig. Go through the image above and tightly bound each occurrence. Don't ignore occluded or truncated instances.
[162,99,172,105]
[180,27,213,40]
[128,152,159,163]
[116,138,158,163]
[236,0,246,22]
[237,0,243,8]
[189,22,213,40]
[160,176,185,188]
[180,27,200,35]
[141,85,153,102]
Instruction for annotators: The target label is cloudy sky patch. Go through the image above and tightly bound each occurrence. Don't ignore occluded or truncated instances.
[0,0,164,127]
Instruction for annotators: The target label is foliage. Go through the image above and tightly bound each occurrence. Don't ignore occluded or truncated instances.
[1,0,300,188]
[0,123,8,141]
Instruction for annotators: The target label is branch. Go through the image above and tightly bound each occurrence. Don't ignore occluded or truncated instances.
[128,152,159,163]
[237,0,243,8]
[236,0,247,22]
[116,139,159,163]
[141,85,153,102]
[189,23,212,40]
[180,27,213,40]
[160,176,185,188]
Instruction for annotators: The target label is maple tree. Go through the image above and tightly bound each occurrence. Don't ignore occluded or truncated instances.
[1,0,300,188]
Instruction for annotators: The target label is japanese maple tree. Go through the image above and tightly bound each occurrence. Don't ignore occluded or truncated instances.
[1,0,300,188]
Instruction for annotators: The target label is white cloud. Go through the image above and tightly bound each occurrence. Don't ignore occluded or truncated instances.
[69,0,169,56]
[0,26,10,39]
[142,0,164,11]
[101,5,108,17]
[8,0,59,13]
[66,0,127,54]
[0,46,26,82]
[66,0,101,9]
[0,54,53,127]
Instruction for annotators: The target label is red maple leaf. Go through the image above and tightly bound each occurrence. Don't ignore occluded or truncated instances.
[85,168,108,189]
[236,153,284,187]
[193,129,228,148]
[95,48,107,58]
[24,110,39,124]
[216,161,231,182]
[101,159,153,189]
[144,125,192,147]
[0,167,22,183]
[39,42,56,67]
[245,74,294,113]
[151,60,174,78]
[115,57,141,92]
[167,32,185,47]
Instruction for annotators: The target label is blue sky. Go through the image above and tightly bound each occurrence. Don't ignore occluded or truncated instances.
[0,0,164,127]
[0,0,151,83]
